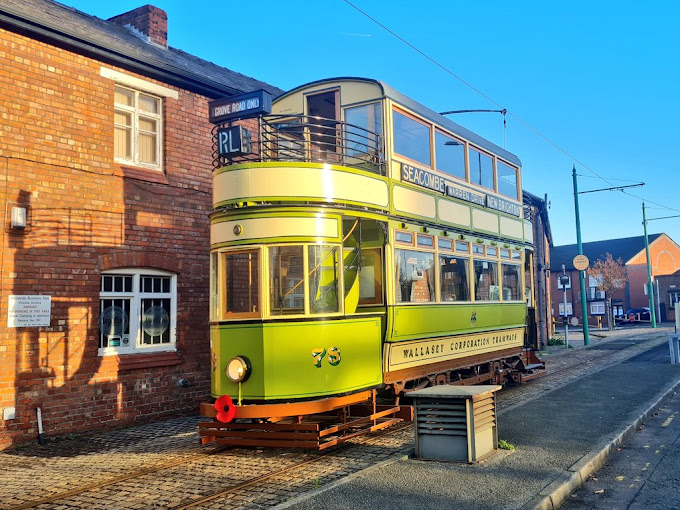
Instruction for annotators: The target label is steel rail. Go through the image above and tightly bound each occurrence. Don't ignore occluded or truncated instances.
[8,421,410,510]
[8,445,233,510]
[169,422,413,510]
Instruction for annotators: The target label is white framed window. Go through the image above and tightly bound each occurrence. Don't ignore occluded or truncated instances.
[99,268,176,355]
[557,275,571,290]
[590,301,606,315]
[670,290,680,307]
[114,85,162,169]
[558,302,573,316]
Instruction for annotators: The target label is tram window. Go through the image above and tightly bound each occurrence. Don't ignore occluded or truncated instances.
[395,231,414,245]
[455,241,469,253]
[472,244,484,255]
[417,234,433,248]
[435,131,465,180]
[469,147,494,190]
[344,103,382,158]
[308,245,340,314]
[393,109,431,166]
[222,250,260,317]
[487,247,497,257]
[502,264,521,301]
[512,251,521,261]
[500,249,511,259]
[359,248,383,306]
[497,160,519,199]
[269,246,304,315]
[395,249,435,303]
[438,238,453,251]
[473,259,499,301]
[270,118,304,162]
[440,255,469,302]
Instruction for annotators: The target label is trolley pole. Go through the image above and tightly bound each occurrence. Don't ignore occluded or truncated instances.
[572,166,590,346]
[642,202,657,328]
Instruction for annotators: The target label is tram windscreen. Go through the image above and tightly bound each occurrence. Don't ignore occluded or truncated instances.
[269,246,304,315]
[308,245,340,314]
[223,250,259,315]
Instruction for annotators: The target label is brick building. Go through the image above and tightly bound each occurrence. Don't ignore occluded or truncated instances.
[0,0,280,449]
[655,271,680,323]
[550,233,680,328]
[523,191,553,349]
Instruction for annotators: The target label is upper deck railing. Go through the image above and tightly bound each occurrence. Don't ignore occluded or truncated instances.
[212,114,385,175]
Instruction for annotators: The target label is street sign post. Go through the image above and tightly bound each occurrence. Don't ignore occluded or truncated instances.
[573,254,589,271]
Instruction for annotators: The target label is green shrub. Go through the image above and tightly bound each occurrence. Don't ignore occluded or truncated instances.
[498,439,516,450]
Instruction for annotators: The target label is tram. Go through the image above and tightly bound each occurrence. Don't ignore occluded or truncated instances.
[199,78,543,448]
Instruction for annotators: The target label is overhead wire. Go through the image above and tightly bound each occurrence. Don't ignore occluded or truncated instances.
[341,0,680,215]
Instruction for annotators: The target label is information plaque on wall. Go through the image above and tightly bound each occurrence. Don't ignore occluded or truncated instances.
[7,295,51,327]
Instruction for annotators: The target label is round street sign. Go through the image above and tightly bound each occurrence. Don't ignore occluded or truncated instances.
[573,254,590,271]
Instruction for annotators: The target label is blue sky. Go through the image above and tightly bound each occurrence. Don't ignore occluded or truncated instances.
[67,0,680,248]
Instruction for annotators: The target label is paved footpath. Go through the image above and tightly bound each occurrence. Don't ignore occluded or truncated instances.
[281,327,680,510]
[1,326,677,510]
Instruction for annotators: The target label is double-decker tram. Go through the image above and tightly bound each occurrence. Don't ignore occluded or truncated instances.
[199,78,544,448]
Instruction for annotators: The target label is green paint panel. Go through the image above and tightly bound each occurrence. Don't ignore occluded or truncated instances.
[389,303,525,342]
[212,318,383,400]
[211,324,265,398]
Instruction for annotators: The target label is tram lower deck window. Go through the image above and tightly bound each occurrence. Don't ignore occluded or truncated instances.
[440,255,469,302]
[221,250,260,317]
[395,249,435,303]
[473,259,499,301]
[502,264,521,301]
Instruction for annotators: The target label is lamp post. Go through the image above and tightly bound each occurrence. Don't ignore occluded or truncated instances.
[572,167,645,345]
[572,167,590,345]
[642,202,657,328]
[560,265,570,348]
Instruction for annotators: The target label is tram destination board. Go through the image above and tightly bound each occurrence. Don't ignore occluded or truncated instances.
[209,89,272,124]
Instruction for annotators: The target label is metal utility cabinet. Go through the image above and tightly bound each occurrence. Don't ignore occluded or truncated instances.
[411,385,501,463]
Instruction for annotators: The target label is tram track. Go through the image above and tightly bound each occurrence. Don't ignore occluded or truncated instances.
[7,422,412,510]
[8,444,234,510]
[5,332,667,510]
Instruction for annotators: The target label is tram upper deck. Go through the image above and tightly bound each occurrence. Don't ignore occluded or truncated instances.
[211,77,532,248]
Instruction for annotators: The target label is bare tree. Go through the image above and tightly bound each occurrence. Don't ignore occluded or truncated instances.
[588,253,627,330]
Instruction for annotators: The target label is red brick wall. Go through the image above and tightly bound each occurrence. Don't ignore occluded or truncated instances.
[108,5,168,47]
[0,27,215,449]
[627,235,680,310]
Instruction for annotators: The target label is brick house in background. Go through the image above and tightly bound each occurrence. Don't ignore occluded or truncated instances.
[550,234,680,328]
[655,271,680,323]
[0,0,280,449]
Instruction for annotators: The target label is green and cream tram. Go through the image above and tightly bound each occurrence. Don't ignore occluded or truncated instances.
[201,78,540,446]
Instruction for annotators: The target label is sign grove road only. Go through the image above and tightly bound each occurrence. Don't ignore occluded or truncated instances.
[573,254,590,271]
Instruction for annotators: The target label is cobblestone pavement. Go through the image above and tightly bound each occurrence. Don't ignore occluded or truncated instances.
[1,326,673,510]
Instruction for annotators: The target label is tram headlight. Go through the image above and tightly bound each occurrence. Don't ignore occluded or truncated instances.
[225,356,251,383]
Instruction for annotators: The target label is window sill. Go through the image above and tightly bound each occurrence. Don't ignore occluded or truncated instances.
[99,350,181,372]
[114,164,168,185]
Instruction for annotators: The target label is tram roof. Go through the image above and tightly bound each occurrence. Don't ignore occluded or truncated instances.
[277,77,521,167]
